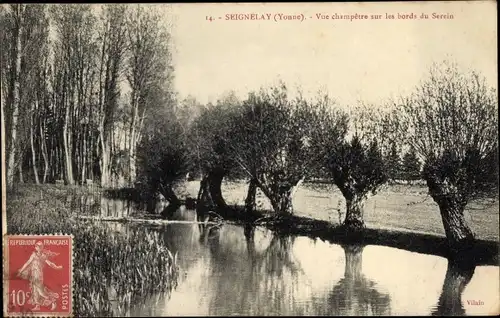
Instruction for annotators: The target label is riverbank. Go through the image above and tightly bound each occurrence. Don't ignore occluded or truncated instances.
[6,184,178,317]
[73,210,499,266]
[7,183,500,267]
[155,179,500,265]
[181,180,500,241]
[186,180,499,265]
[256,214,499,266]
[175,199,498,266]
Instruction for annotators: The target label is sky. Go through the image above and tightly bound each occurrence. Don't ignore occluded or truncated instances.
[166,1,497,108]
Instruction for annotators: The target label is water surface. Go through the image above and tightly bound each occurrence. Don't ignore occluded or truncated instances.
[78,196,499,316]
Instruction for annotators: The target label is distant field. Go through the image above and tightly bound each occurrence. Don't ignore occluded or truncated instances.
[180,180,500,241]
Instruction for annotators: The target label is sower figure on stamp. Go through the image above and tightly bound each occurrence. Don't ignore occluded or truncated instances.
[16,241,63,311]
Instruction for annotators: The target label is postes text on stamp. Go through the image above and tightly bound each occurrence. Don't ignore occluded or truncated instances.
[3,235,73,317]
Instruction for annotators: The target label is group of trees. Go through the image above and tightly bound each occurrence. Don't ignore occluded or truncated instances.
[1,4,173,188]
[149,62,497,251]
[2,4,497,252]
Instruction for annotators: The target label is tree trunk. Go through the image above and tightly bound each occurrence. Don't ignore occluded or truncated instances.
[259,179,304,216]
[159,185,181,219]
[87,119,94,182]
[50,143,55,181]
[99,132,110,188]
[81,130,87,184]
[197,175,215,210]
[277,190,294,215]
[159,184,181,207]
[30,103,40,184]
[129,140,137,186]
[245,178,258,213]
[196,175,216,222]
[208,168,227,210]
[63,104,74,185]
[264,178,304,216]
[7,12,22,188]
[18,161,24,183]
[432,260,475,316]
[344,194,367,230]
[128,93,138,187]
[434,195,475,252]
[40,122,49,183]
[268,188,294,216]
[55,143,61,181]
[425,176,476,252]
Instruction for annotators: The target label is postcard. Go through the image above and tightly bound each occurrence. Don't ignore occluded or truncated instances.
[2,1,498,317]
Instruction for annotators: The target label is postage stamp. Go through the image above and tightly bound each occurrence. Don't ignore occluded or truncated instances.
[3,235,73,317]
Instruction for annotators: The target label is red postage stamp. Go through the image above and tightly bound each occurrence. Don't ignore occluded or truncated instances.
[3,235,73,317]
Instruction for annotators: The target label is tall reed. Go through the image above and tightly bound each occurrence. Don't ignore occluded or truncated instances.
[7,184,178,317]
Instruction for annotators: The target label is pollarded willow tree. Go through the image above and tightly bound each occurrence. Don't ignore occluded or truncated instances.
[136,97,190,210]
[188,92,242,212]
[227,84,348,216]
[312,103,390,231]
[396,61,498,251]
[325,136,387,230]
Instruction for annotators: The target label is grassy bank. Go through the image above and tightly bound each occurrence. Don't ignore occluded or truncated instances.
[181,180,500,241]
[256,214,499,266]
[6,184,178,317]
[180,180,499,265]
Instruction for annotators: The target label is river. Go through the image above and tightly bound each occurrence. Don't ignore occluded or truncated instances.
[76,196,499,316]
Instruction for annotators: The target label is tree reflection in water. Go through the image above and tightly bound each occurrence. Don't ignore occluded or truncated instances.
[198,221,222,250]
[322,244,392,316]
[158,207,209,278]
[197,224,394,316]
[431,259,476,316]
[126,209,479,316]
[197,223,307,315]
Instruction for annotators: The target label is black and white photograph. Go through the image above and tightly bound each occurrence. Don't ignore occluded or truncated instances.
[1,1,499,317]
